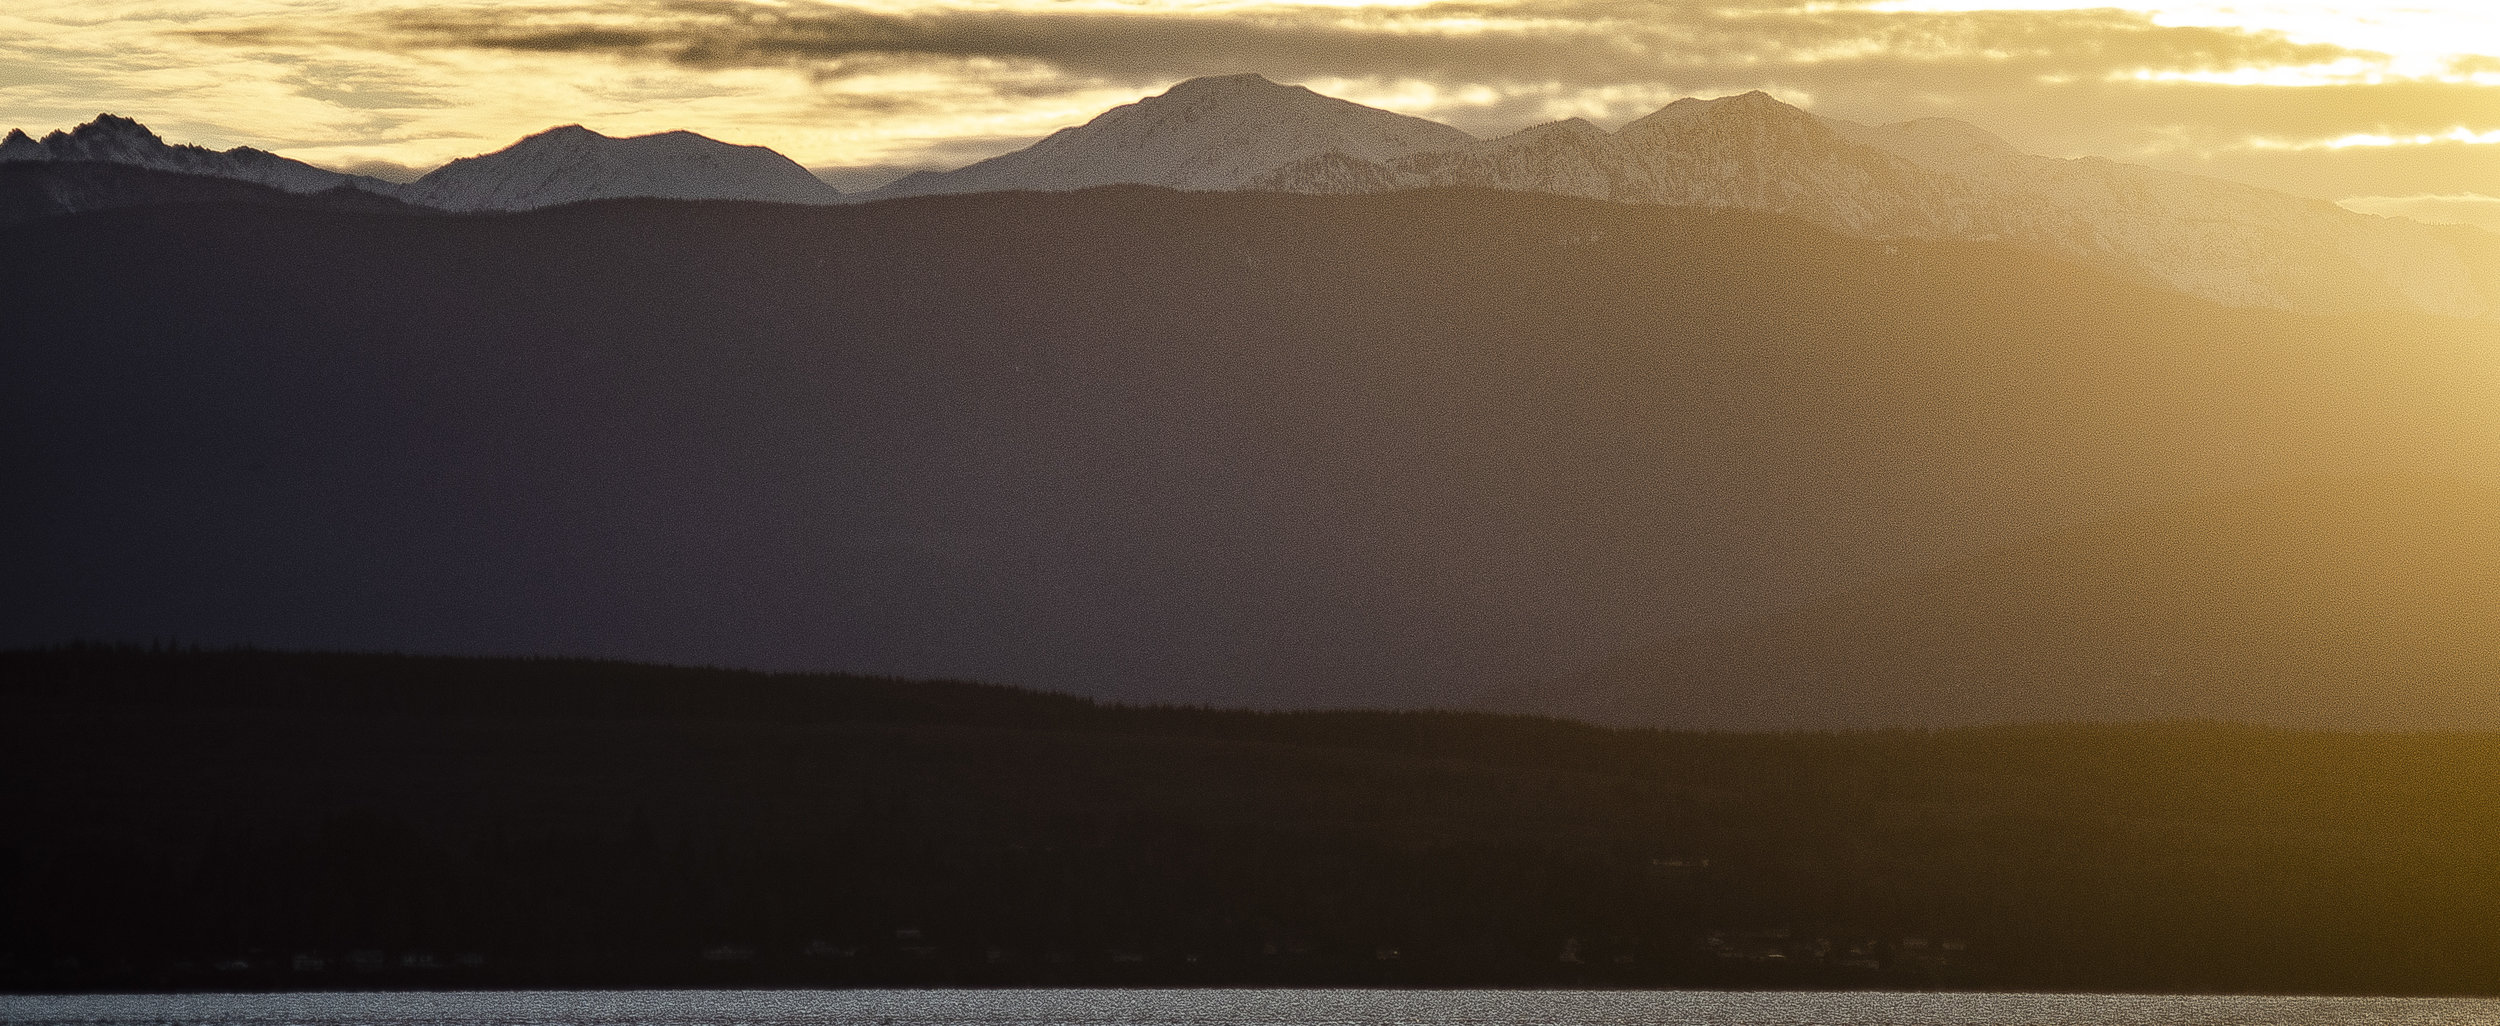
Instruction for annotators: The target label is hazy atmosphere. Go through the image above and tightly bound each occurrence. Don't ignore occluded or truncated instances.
[5,0,2495,220]
[21,0,2500,1006]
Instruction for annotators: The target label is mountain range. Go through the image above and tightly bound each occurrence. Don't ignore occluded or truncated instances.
[856,77,2500,319]
[14,77,2500,728]
[396,125,842,211]
[0,113,393,194]
[0,117,841,215]
[866,73,1476,197]
[8,74,2497,317]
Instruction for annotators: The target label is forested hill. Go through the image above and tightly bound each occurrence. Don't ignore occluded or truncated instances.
[10,647,2500,994]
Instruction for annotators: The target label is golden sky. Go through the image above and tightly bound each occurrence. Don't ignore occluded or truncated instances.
[4,0,2494,220]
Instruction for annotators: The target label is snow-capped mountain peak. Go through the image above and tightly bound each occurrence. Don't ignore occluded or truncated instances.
[859,73,1478,199]
[396,124,843,212]
[1616,90,1841,149]
[1257,88,1970,236]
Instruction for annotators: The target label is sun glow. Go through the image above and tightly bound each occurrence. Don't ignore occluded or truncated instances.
[1864,1,2500,81]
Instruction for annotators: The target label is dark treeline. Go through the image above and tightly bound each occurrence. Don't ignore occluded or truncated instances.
[0,162,424,229]
[8,646,2500,994]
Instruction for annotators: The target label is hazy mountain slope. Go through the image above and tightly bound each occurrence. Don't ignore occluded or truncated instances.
[1830,116,2500,318]
[398,125,843,212]
[862,74,1475,199]
[0,114,398,195]
[1258,94,1983,239]
[1514,474,2500,731]
[0,161,426,227]
[8,187,2500,715]
[1241,91,2498,317]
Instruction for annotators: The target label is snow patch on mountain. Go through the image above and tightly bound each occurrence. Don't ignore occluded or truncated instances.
[1246,90,2499,317]
[1257,91,1984,238]
[397,125,843,212]
[1833,116,2500,317]
[861,73,1477,200]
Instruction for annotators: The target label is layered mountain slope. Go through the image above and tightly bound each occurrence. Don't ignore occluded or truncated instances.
[1831,117,2500,318]
[1247,92,2500,317]
[1257,93,1984,238]
[398,125,842,212]
[0,161,424,228]
[0,114,397,195]
[862,74,1476,199]
[9,188,2500,715]
[1511,475,2500,731]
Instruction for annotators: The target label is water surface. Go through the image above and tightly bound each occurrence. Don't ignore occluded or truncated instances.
[8,990,2500,1026]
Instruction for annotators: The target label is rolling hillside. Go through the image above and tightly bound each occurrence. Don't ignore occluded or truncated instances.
[1512,474,2500,729]
[8,187,2500,715]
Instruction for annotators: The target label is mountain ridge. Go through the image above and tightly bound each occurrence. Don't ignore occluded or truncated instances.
[397,123,843,212]
[1502,473,2500,731]
[0,113,401,196]
[14,85,2496,317]
[858,73,1478,199]
[11,186,2500,718]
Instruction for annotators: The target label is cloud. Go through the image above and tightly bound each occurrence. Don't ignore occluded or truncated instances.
[203,0,2384,98]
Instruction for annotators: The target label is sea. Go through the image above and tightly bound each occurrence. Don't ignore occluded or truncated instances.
[6,990,2500,1026]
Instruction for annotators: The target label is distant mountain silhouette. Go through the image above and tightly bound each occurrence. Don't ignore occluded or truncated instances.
[8,187,2500,719]
[0,114,399,195]
[2,116,842,216]
[1503,474,2500,730]
[0,160,427,227]
[859,73,1477,199]
[397,124,843,212]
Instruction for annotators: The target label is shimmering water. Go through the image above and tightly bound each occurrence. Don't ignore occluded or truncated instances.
[6,990,2500,1026]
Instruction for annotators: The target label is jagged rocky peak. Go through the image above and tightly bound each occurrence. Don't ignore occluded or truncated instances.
[0,128,48,160]
[2,113,175,162]
[0,113,374,194]
[48,113,163,147]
